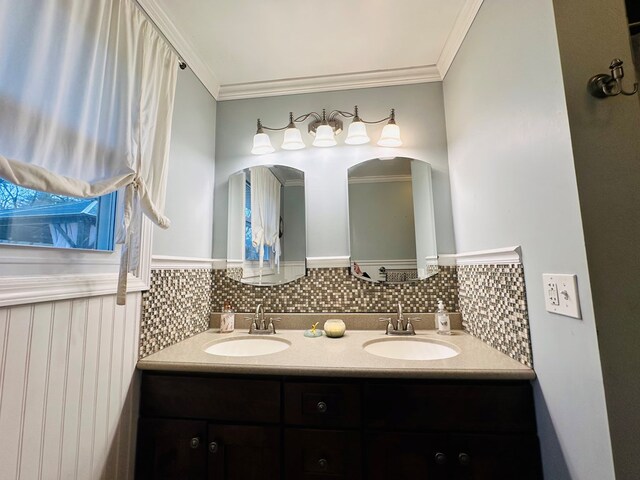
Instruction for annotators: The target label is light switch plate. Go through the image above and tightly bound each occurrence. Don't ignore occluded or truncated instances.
[543,274,582,319]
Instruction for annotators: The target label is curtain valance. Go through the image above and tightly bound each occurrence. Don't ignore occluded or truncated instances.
[0,0,178,304]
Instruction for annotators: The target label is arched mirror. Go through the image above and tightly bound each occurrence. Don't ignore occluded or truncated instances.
[347,157,438,283]
[226,165,306,286]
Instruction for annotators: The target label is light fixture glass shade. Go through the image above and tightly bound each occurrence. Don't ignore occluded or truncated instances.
[251,132,275,155]
[312,124,337,147]
[377,123,402,147]
[281,127,305,150]
[345,121,370,145]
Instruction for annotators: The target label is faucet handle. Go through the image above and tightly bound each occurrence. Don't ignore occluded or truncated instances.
[379,317,394,334]
[267,317,281,334]
[405,317,420,334]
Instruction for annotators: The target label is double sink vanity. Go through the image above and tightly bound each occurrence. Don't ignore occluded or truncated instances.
[135,157,540,478]
[135,313,541,479]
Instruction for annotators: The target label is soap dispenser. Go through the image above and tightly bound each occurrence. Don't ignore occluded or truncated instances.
[435,300,451,335]
[220,301,235,333]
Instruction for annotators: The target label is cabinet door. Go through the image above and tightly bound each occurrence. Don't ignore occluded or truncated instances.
[207,424,280,480]
[284,428,362,480]
[448,433,542,480]
[365,431,448,480]
[136,418,207,480]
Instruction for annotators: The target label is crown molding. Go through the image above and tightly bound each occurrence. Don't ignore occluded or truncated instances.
[455,246,522,266]
[136,0,221,98]
[436,0,484,78]
[136,1,482,101]
[217,65,441,101]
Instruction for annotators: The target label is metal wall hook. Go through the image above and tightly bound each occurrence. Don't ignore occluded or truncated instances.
[588,58,639,98]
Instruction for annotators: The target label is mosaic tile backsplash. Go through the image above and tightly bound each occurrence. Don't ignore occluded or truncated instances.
[139,269,213,358]
[139,263,533,368]
[213,267,459,313]
[457,264,533,367]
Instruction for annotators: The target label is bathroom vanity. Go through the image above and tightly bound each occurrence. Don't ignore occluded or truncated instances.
[135,329,541,479]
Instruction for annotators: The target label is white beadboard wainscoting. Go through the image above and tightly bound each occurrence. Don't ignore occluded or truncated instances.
[0,292,141,480]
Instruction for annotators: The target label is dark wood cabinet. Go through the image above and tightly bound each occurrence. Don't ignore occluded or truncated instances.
[136,373,541,480]
[365,430,541,480]
[135,418,207,480]
[208,424,280,480]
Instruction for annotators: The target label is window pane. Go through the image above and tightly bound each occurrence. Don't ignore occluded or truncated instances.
[0,179,116,251]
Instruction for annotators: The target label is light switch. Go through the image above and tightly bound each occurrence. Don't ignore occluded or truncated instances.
[542,274,582,319]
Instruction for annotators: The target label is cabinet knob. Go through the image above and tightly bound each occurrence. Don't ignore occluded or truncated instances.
[318,458,328,470]
[190,437,200,449]
[316,401,328,413]
[458,452,471,466]
[209,441,219,454]
[434,452,447,465]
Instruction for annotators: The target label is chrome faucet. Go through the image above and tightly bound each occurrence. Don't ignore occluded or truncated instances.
[379,302,420,335]
[247,304,280,334]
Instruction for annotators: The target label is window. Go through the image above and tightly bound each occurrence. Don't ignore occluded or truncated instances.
[244,180,269,262]
[0,179,117,251]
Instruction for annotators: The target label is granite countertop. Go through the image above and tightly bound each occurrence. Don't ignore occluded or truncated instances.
[137,328,535,380]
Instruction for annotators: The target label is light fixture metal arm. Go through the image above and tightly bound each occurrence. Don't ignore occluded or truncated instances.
[257,112,323,132]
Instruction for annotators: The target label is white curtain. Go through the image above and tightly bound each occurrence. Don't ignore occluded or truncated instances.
[250,167,281,272]
[0,0,178,304]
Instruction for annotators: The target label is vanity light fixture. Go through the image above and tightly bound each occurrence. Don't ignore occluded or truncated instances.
[250,106,402,155]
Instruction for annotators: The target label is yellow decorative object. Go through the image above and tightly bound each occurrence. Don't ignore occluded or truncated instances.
[323,319,346,338]
[311,322,319,334]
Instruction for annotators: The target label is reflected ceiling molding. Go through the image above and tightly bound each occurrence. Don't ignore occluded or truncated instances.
[218,65,441,101]
[348,175,412,185]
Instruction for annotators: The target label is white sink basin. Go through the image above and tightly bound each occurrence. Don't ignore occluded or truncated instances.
[204,336,291,357]
[363,337,459,361]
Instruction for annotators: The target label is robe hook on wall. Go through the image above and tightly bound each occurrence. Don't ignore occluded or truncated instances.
[587,58,638,98]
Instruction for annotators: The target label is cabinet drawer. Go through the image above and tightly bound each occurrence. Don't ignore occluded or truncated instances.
[365,431,542,480]
[140,373,280,424]
[284,429,362,480]
[284,382,361,428]
[364,381,536,433]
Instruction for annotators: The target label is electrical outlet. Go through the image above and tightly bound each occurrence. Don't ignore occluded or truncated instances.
[542,274,582,319]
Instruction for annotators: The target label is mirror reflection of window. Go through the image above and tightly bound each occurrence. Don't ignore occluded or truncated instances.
[244,180,270,262]
[227,165,306,286]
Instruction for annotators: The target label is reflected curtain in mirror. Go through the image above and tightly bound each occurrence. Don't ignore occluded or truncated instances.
[227,166,306,286]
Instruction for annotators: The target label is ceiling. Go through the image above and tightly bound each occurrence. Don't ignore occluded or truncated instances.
[137,0,483,100]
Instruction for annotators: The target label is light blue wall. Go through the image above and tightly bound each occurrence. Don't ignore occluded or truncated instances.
[443,1,614,479]
[153,67,217,257]
[213,83,455,260]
